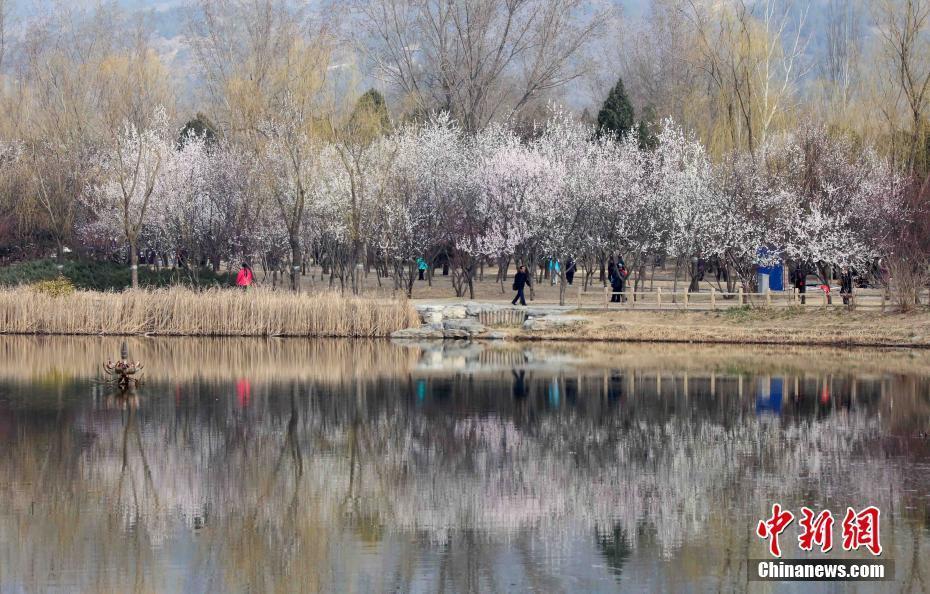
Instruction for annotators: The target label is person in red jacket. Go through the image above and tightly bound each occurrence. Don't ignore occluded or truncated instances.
[236,262,254,289]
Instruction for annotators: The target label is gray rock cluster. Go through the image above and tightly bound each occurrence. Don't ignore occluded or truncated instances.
[390,302,587,340]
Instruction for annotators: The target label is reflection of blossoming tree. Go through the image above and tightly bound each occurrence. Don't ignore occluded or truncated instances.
[1,365,927,592]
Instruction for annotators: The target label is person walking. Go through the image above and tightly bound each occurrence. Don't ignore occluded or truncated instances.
[236,262,254,290]
[565,258,576,286]
[549,259,561,286]
[417,257,428,281]
[617,261,629,302]
[791,263,807,304]
[608,260,623,303]
[840,266,853,306]
[512,265,531,306]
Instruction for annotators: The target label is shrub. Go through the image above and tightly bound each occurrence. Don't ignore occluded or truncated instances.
[0,259,234,291]
[30,276,76,298]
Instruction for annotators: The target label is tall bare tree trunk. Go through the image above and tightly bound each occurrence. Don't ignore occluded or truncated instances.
[129,240,139,289]
[289,236,301,292]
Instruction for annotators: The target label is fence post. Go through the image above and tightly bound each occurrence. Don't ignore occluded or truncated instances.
[657,287,662,308]
[578,284,583,308]
[881,288,887,313]
[711,287,716,310]
[738,286,744,306]
[684,290,689,309]
[794,288,799,304]
[822,289,828,307]
[850,287,855,311]
[604,285,610,310]
[766,291,771,308]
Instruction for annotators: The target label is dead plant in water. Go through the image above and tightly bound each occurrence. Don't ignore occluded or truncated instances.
[0,287,419,337]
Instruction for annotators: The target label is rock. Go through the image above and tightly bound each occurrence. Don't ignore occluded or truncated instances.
[422,311,444,325]
[441,328,472,339]
[480,331,509,340]
[415,305,445,325]
[464,302,486,316]
[443,305,468,319]
[391,325,444,339]
[521,315,587,332]
[443,318,487,336]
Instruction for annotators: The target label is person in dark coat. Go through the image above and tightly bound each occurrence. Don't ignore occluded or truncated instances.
[608,258,623,303]
[617,262,629,302]
[791,263,807,304]
[512,265,531,306]
[565,258,576,286]
[839,266,853,305]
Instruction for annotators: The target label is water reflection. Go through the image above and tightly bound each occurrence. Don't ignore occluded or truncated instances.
[0,337,928,593]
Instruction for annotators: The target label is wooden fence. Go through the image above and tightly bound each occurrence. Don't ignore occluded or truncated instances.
[570,285,913,311]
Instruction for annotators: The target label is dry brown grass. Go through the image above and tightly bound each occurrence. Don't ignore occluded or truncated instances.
[0,287,419,337]
[515,308,930,347]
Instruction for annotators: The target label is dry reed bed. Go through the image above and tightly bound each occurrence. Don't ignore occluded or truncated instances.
[0,288,419,337]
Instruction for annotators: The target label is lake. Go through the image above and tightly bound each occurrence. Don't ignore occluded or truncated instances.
[0,337,928,593]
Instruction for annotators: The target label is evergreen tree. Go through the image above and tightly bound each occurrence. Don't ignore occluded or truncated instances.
[597,78,635,139]
[349,89,391,138]
[178,113,218,147]
[637,105,659,151]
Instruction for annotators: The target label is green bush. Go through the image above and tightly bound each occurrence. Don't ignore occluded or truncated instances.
[0,259,235,291]
[30,276,76,297]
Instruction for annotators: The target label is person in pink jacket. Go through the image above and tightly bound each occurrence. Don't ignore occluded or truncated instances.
[236,262,254,289]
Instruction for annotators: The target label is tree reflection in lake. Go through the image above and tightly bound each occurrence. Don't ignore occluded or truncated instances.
[0,337,928,593]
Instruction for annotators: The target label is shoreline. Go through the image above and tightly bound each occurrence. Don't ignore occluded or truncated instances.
[2,287,930,348]
[398,301,930,348]
[506,333,930,349]
[0,330,925,349]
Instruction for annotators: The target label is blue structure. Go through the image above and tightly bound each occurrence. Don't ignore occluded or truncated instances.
[756,247,785,291]
[755,377,784,416]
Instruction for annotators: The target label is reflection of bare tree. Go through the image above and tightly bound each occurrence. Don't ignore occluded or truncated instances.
[115,400,161,522]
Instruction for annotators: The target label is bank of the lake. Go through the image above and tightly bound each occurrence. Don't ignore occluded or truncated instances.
[3,286,930,347]
[510,307,930,348]
[402,300,930,348]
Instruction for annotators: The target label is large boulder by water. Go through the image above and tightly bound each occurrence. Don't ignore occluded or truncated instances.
[443,305,468,319]
[392,325,445,339]
[443,318,487,336]
[522,315,587,332]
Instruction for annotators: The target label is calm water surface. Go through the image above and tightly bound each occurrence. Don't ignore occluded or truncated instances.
[0,337,928,593]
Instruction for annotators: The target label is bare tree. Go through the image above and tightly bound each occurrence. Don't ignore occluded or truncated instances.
[355,0,604,133]
[0,0,8,71]
[822,0,862,109]
[681,0,809,155]
[189,0,336,291]
[186,0,332,136]
[876,0,930,173]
